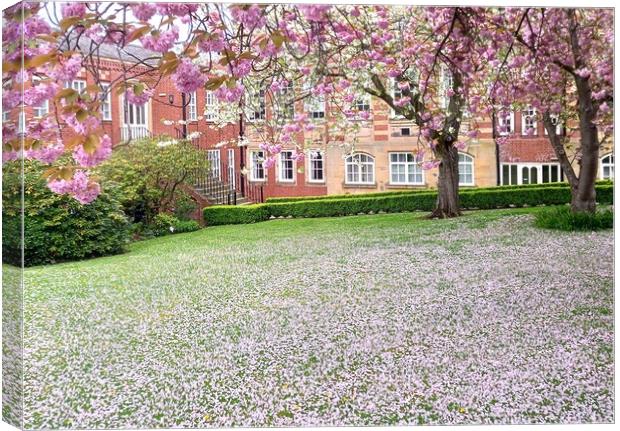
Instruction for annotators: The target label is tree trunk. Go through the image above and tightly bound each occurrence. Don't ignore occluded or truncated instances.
[431,140,461,218]
[567,9,599,214]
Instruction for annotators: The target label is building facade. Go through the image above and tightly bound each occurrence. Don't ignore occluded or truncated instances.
[5,43,614,204]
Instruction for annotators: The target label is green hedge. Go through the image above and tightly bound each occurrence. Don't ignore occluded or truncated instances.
[203,204,270,226]
[204,184,613,226]
[265,180,614,203]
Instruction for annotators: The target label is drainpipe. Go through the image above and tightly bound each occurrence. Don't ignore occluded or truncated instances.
[238,109,246,197]
[492,111,500,186]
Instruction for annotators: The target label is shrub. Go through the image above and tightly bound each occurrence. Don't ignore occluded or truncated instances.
[204,183,613,226]
[534,206,613,231]
[265,180,613,203]
[203,204,270,226]
[2,161,130,267]
[152,213,200,236]
[96,137,205,223]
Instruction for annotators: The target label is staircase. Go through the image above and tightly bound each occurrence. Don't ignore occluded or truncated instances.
[188,150,264,206]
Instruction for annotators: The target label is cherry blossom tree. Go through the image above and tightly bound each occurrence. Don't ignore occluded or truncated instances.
[489,7,613,214]
[2,2,613,217]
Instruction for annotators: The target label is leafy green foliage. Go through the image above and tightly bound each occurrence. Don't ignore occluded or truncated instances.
[96,137,205,223]
[204,184,613,226]
[534,206,613,231]
[203,205,270,226]
[2,161,130,266]
[152,213,201,236]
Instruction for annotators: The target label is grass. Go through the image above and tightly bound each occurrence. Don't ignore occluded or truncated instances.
[10,207,614,428]
[534,206,613,231]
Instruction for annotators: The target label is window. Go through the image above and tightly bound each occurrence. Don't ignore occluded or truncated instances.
[207,149,221,179]
[501,163,562,185]
[205,91,217,121]
[440,67,453,109]
[521,106,537,136]
[601,154,614,179]
[308,150,324,183]
[65,80,86,92]
[390,71,416,118]
[33,100,48,118]
[186,92,197,121]
[124,98,147,125]
[250,150,265,181]
[17,111,25,134]
[458,153,474,186]
[100,83,111,121]
[501,164,519,185]
[278,150,295,182]
[345,153,375,185]
[497,111,514,135]
[227,148,235,187]
[304,91,325,119]
[2,111,9,122]
[277,82,295,120]
[247,89,266,121]
[389,152,424,185]
[354,95,371,116]
[544,114,562,136]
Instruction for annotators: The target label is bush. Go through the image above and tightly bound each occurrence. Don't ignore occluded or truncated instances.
[204,183,613,226]
[152,213,201,236]
[203,204,270,226]
[96,137,205,223]
[2,161,130,266]
[265,180,613,203]
[534,206,613,231]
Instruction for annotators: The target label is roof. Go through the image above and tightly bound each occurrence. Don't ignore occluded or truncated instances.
[60,35,161,66]
[498,138,558,163]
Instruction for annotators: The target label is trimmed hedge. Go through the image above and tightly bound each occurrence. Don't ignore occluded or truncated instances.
[204,184,613,226]
[203,204,270,226]
[265,180,614,203]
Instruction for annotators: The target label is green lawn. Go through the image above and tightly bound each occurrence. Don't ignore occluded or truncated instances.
[12,208,614,427]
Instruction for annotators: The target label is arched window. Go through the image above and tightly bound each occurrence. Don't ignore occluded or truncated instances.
[345,153,375,185]
[601,154,614,179]
[458,153,474,186]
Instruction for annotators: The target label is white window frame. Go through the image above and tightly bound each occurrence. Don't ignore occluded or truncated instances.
[345,153,375,185]
[440,67,453,110]
[521,106,537,136]
[123,97,148,126]
[458,153,475,186]
[497,110,515,136]
[278,82,295,120]
[390,78,405,119]
[250,150,266,181]
[17,110,25,134]
[205,91,217,121]
[304,93,325,120]
[246,89,266,122]
[600,154,614,180]
[500,163,563,185]
[278,150,295,183]
[207,149,221,179]
[2,111,9,122]
[187,91,197,121]
[543,114,562,136]
[65,79,87,92]
[227,148,235,187]
[307,150,325,183]
[389,152,424,185]
[100,83,112,121]
[354,94,371,119]
[33,99,49,118]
